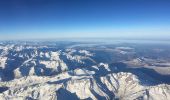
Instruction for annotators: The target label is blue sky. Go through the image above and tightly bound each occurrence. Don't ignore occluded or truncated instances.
[0,0,170,40]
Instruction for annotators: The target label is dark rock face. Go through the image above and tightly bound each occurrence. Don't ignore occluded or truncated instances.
[0,87,8,93]
[57,88,80,100]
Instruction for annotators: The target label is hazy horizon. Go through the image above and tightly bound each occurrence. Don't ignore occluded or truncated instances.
[0,0,170,40]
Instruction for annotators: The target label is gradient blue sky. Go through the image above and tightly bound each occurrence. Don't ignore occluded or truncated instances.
[0,0,170,40]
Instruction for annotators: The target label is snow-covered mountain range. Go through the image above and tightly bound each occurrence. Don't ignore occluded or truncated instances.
[0,41,170,100]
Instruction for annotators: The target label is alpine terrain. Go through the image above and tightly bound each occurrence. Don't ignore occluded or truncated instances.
[0,41,170,100]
